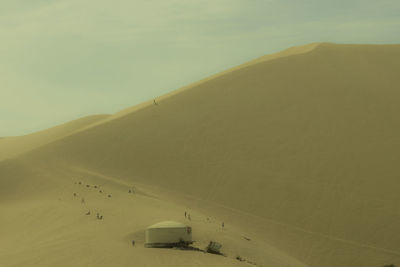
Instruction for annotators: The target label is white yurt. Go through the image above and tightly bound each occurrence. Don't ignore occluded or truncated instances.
[145,221,192,248]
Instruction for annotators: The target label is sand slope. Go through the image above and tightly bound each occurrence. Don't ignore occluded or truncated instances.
[1,43,400,266]
[0,114,109,161]
[0,159,303,267]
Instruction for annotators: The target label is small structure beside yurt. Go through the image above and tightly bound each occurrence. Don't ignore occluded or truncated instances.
[145,221,192,248]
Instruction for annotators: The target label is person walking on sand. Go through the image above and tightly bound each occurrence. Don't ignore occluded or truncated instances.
[188,214,191,221]
[81,197,85,204]
[185,211,187,218]
[222,222,224,228]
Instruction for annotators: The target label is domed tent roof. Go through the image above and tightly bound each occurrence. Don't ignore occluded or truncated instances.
[147,221,187,229]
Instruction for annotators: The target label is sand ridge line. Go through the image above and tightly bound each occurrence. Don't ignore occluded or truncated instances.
[69,166,156,199]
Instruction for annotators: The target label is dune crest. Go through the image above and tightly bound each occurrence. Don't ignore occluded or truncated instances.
[0,114,109,161]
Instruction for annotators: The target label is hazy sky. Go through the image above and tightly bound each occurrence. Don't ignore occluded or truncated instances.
[1,0,399,136]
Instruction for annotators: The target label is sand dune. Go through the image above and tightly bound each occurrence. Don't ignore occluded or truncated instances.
[0,114,109,161]
[1,43,400,266]
[0,159,302,267]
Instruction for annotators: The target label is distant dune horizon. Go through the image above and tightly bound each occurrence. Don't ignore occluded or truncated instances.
[1,43,400,267]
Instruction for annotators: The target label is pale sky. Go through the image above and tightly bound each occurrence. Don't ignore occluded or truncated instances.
[1,0,399,136]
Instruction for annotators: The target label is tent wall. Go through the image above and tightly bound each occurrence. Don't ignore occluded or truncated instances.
[145,227,192,247]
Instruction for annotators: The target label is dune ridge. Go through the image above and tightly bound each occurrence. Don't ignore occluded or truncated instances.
[0,114,110,161]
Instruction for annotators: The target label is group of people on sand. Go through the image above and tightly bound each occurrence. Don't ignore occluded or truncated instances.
[84,210,103,219]
[74,182,106,219]
[73,181,140,223]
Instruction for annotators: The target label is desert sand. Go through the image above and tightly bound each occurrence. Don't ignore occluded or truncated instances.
[1,43,400,267]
